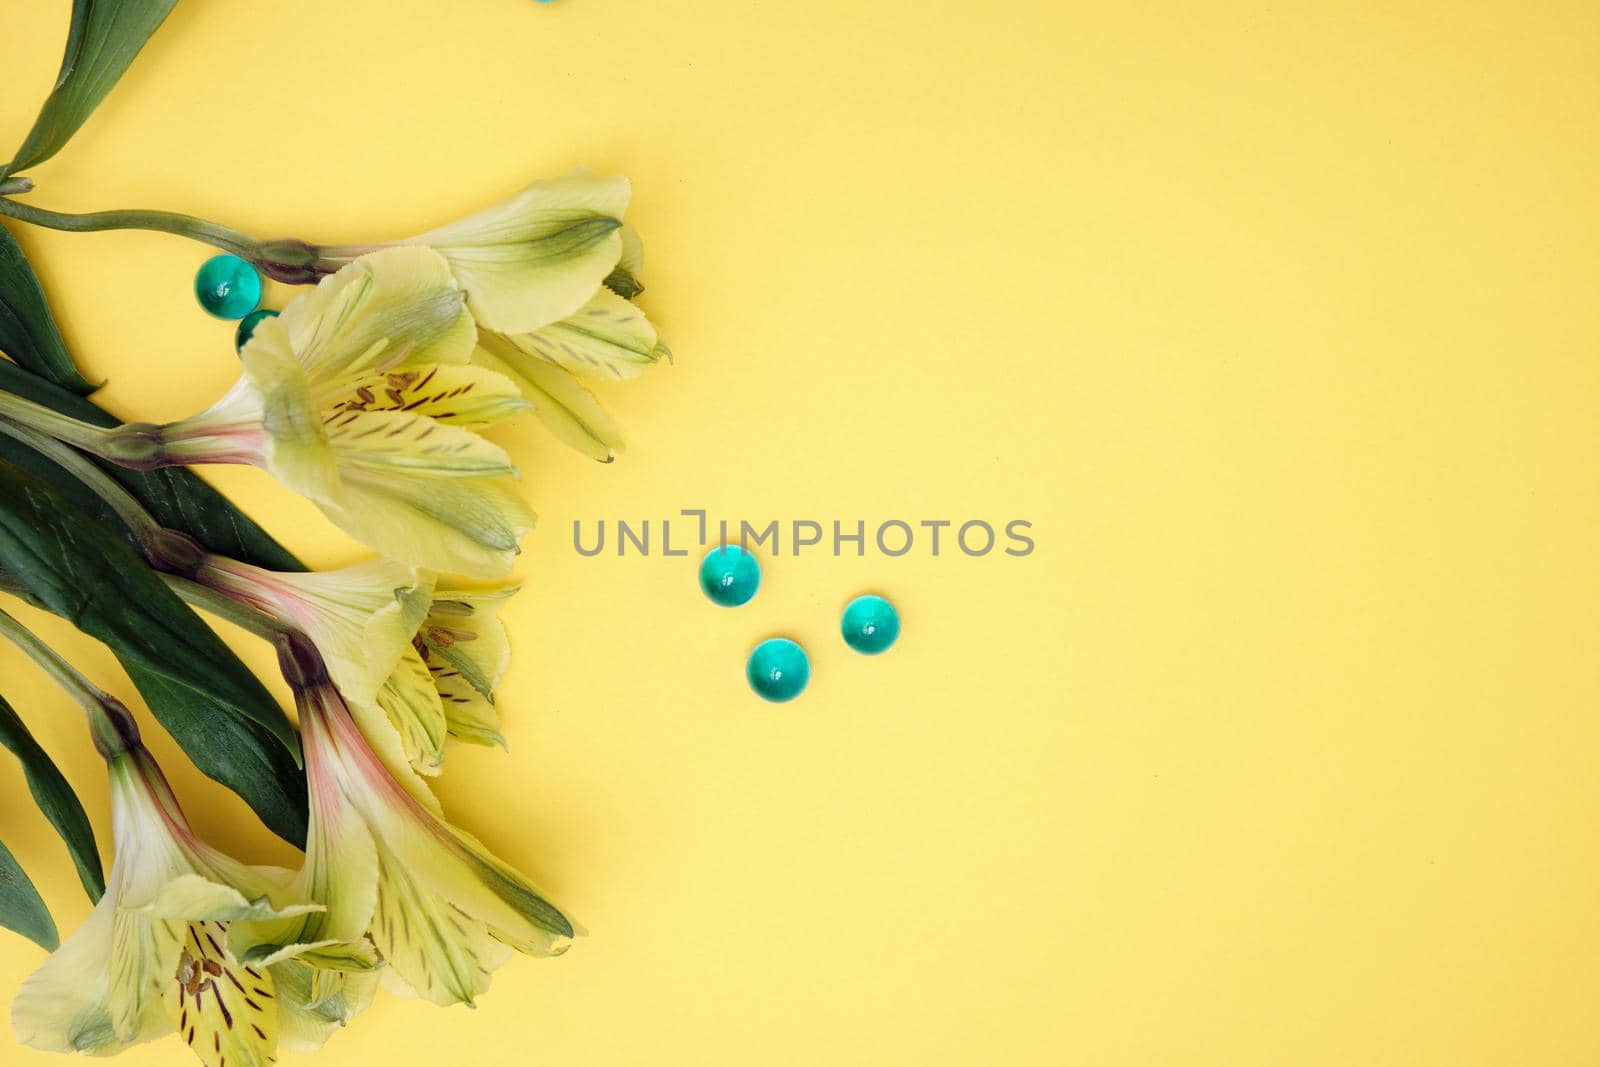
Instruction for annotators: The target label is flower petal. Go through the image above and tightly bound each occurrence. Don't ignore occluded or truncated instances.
[326,409,517,479]
[272,247,476,381]
[435,821,575,955]
[108,901,186,1045]
[352,792,573,961]
[303,688,571,1006]
[317,470,534,579]
[369,841,512,1006]
[436,682,505,749]
[165,921,278,1067]
[239,783,378,969]
[297,561,432,710]
[420,581,516,746]
[270,958,378,1053]
[415,168,630,334]
[375,645,448,775]
[317,363,530,429]
[126,873,322,922]
[477,334,623,462]
[205,559,434,711]
[243,937,380,974]
[343,694,445,819]
[503,288,664,381]
[239,317,339,499]
[10,894,126,1053]
[423,581,516,701]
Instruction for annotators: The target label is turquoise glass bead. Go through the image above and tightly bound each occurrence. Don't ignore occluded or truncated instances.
[841,594,900,654]
[194,254,262,320]
[235,308,279,351]
[699,544,761,607]
[747,638,810,702]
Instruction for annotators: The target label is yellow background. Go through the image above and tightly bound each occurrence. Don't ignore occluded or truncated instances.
[1,1,1598,1063]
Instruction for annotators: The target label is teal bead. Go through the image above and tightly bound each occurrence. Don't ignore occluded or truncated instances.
[195,254,262,320]
[747,638,810,702]
[699,544,761,607]
[841,594,900,654]
[235,308,279,351]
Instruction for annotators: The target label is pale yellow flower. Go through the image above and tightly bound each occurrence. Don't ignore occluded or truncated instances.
[273,635,573,1008]
[197,556,517,774]
[319,168,632,336]
[312,168,668,462]
[158,247,534,578]
[11,743,370,1067]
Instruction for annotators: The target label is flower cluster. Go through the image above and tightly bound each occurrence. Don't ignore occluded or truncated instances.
[12,718,371,1064]
[7,170,663,1066]
[151,169,668,571]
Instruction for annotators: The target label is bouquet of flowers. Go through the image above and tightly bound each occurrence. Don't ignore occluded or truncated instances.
[0,6,664,1064]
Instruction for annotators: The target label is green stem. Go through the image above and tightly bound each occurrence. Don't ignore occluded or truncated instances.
[0,195,329,283]
[0,429,278,639]
[0,424,285,642]
[162,573,286,642]
[0,178,32,196]
[0,389,123,455]
[0,603,137,756]
[0,196,259,259]
[0,605,100,707]
[0,390,220,472]
[0,418,221,574]
[0,419,164,544]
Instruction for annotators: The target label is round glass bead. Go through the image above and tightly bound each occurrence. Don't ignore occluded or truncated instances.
[235,308,279,351]
[699,544,761,607]
[841,594,900,654]
[194,254,262,320]
[747,638,810,702]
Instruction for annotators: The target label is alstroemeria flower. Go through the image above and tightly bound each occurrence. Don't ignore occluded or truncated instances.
[195,554,516,773]
[155,246,535,577]
[293,168,668,463]
[316,168,632,336]
[198,555,434,712]
[10,736,369,1066]
[270,635,574,1008]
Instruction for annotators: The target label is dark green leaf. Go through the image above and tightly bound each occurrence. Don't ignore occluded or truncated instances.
[0,461,306,846]
[0,693,103,900]
[0,0,179,179]
[0,839,58,950]
[0,224,96,394]
[0,360,302,572]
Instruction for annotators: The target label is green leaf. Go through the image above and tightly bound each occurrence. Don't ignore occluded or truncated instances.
[0,360,302,572]
[0,461,307,846]
[0,0,179,179]
[0,693,104,901]
[0,838,58,950]
[0,224,96,394]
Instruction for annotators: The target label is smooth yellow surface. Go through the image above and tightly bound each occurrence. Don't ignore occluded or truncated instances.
[1,1,1598,1063]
